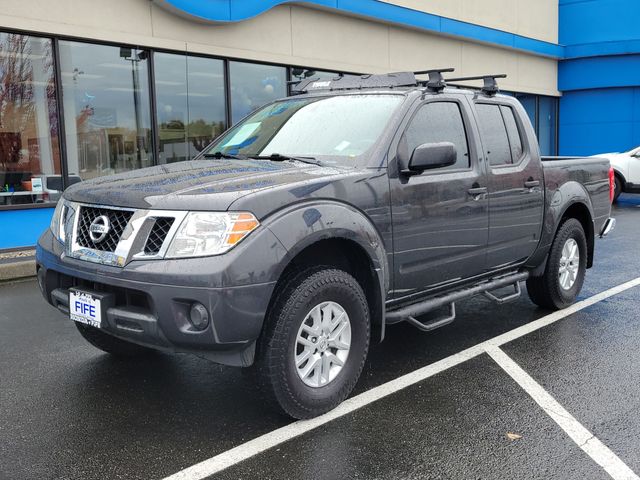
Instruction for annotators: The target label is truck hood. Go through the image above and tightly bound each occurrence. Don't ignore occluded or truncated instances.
[63,159,350,211]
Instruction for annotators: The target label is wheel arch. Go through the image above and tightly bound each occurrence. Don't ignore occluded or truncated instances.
[263,201,389,341]
[558,201,595,268]
[613,168,627,191]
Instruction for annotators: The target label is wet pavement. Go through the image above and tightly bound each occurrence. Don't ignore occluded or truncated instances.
[1,194,640,480]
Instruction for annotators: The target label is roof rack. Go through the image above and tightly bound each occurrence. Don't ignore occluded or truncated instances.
[290,71,419,94]
[288,69,507,96]
[445,74,507,96]
[414,68,455,92]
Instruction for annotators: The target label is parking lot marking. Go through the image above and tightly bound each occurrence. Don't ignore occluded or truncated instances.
[486,345,640,480]
[162,276,640,480]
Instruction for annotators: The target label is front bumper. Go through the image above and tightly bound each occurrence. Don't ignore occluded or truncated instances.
[36,229,284,367]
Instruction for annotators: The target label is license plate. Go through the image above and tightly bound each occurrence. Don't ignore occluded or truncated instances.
[69,290,102,328]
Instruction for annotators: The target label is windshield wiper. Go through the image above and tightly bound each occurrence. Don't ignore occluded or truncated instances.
[202,151,246,160]
[250,153,322,166]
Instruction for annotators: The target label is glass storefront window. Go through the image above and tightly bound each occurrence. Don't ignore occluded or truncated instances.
[229,61,286,124]
[538,96,557,156]
[155,53,225,164]
[0,32,61,206]
[58,41,153,181]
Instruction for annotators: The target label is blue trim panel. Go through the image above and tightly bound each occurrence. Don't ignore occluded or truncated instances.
[0,208,53,249]
[559,54,640,91]
[153,0,564,58]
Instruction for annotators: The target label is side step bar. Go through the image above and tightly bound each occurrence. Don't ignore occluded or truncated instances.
[386,271,529,332]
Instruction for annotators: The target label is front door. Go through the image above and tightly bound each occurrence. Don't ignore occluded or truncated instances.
[474,100,544,270]
[389,96,489,299]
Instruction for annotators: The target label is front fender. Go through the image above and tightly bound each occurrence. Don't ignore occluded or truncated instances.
[263,200,389,329]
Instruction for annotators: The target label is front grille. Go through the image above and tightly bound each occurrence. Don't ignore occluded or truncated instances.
[76,206,133,252]
[144,217,175,255]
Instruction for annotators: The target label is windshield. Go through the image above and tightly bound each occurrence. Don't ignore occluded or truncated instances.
[203,95,403,163]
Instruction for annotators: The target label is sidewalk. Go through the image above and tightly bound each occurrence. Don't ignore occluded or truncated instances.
[0,249,36,282]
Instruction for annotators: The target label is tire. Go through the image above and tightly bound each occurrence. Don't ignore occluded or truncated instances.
[613,175,622,203]
[526,218,587,310]
[256,267,370,419]
[75,322,155,357]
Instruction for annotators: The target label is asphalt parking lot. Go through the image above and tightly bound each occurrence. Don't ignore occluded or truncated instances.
[2,195,640,480]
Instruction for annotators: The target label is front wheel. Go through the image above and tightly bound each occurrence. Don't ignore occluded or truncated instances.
[256,267,370,419]
[526,218,587,310]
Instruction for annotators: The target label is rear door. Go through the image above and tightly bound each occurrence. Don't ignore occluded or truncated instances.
[473,100,544,270]
[389,94,489,298]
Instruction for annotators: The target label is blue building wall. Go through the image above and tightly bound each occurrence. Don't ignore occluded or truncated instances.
[559,0,640,155]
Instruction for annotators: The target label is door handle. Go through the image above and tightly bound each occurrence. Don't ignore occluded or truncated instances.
[467,186,488,197]
[524,180,540,188]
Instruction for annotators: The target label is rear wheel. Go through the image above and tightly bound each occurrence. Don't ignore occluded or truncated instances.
[613,175,623,203]
[526,218,587,310]
[256,267,370,419]
[75,322,155,357]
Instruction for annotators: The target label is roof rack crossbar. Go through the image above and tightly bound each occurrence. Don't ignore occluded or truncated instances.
[445,74,507,95]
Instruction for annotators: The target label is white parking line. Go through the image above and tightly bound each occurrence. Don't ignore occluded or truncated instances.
[162,276,640,480]
[486,345,640,480]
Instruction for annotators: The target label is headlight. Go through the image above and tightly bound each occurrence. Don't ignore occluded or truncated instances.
[49,199,67,243]
[165,212,259,258]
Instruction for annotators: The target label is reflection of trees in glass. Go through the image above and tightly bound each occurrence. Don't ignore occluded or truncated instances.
[0,33,58,174]
[0,34,35,168]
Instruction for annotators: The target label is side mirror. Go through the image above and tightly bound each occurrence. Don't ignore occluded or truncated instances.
[407,142,457,173]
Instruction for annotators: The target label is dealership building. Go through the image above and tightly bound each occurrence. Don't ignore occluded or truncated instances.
[0,0,637,249]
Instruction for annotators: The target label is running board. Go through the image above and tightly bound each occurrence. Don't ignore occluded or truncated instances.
[386,271,529,331]
[483,281,522,304]
[405,303,456,332]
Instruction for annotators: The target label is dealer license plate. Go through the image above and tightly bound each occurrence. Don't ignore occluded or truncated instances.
[69,290,102,328]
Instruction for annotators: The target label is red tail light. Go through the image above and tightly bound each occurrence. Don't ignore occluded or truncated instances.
[608,166,615,203]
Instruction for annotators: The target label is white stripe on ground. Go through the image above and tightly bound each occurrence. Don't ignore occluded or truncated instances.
[486,345,640,480]
[163,276,640,480]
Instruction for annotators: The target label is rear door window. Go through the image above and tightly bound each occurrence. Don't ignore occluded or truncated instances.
[475,103,511,166]
[500,105,524,162]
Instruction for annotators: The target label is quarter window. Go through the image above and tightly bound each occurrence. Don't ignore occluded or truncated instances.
[500,105,523,162]
[404,102,470,170]
[475,103,511,166]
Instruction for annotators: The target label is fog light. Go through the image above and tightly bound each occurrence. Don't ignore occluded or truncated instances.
[189,303,210,330]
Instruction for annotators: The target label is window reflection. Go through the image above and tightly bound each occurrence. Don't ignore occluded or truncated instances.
[290,68,340,82]
[229,61,286,124]
[0,32,61,205]
[155,53,225,164]
[59,41,153,180]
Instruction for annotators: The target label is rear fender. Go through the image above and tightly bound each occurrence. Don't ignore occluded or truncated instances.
[527,180,595,271]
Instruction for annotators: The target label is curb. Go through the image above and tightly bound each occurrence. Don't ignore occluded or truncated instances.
[0,260,36,282]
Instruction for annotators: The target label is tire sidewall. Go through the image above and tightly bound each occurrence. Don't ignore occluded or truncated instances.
[549,219,587,306]
[614,176,622,202]
[265,268,370,417]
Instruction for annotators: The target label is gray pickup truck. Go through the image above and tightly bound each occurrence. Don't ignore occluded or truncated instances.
[36,70,615,419]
